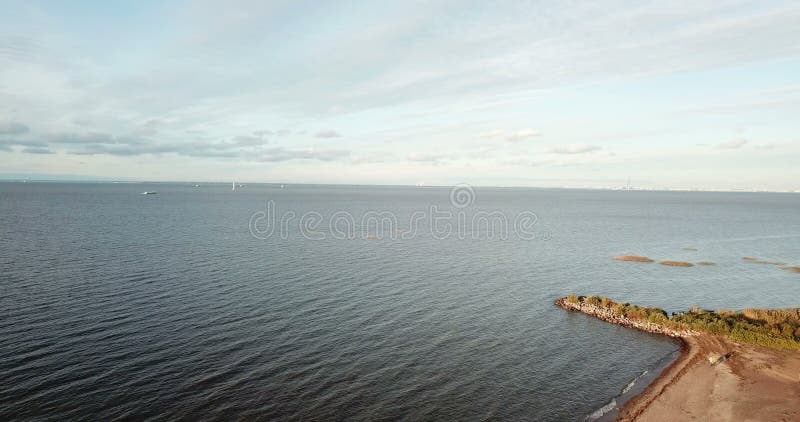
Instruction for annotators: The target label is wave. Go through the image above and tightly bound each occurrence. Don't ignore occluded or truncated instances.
[585,398,616,421]
[621,370,648,394]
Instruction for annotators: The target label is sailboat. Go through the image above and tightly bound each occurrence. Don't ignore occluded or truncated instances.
[232,181,236,191]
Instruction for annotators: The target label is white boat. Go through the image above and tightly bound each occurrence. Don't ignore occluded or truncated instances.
[232,181,236,191]
[141,191,157,195]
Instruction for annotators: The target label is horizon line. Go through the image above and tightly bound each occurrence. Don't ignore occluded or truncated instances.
[1,177,797,194]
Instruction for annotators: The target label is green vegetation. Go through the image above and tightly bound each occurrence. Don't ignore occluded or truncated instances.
[569,295,800,351]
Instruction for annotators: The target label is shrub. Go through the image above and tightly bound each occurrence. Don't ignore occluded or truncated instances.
[566,295,800,351]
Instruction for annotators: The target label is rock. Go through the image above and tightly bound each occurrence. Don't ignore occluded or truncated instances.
[555,297,697,338]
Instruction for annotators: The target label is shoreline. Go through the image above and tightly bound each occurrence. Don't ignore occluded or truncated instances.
[556,297,800,421]
[555,298,695,421]
[615,336,694,421]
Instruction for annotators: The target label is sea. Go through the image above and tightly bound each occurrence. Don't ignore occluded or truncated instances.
[2,182,799,421]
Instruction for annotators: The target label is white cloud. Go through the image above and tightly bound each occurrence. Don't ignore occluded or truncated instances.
[352,151,394,164]
[407,152,446,163]
[547,144,602,154]
[503,158,551,167]
[505,128,541,142]
[315,130,341,138]
[716,138,747,149]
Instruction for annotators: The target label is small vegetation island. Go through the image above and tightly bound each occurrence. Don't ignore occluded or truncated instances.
[557,295,800,351]
[612,255,654,262]
[612,254,800,274]
[658,261,693,267]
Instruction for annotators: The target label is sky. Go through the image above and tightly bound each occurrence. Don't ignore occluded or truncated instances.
[0,0,799,190]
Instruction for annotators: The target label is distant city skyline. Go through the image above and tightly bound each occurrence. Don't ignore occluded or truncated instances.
[1,1,799,190]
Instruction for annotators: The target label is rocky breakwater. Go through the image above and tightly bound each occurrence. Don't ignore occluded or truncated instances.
[555,297,698,338]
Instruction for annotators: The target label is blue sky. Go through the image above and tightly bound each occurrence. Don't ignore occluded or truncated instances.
[0,0,798,190]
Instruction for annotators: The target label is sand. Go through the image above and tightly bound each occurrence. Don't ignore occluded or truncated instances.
[617,335,800,421]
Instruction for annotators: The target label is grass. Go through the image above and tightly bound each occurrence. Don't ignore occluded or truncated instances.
[568,295,800,351]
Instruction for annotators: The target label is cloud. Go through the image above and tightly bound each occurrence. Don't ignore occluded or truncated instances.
[48,131,116,144]
[254,147,350,162]
[755,143,777,150]
[233,135,268,146]
[21,147,55,154]
[0,138,48,148]
[352,151,395,164]
[547,144,602,154]
[716,138,747,149]
[27,126,345,162]
[67,143,178,157]
[505,129,540,142]
[315,130,341,138]
[407,152,446,163]
[503,158,551,167]
[482,129,505,138]
[0,121,30,135]
[133,119,162,136]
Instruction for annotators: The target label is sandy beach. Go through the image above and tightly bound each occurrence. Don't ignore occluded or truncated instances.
[618,335,800,421]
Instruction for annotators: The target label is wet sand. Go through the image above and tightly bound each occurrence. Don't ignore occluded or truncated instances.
[618,335,800,421]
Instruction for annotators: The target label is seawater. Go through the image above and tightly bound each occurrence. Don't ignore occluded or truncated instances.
[2,182,799,420]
